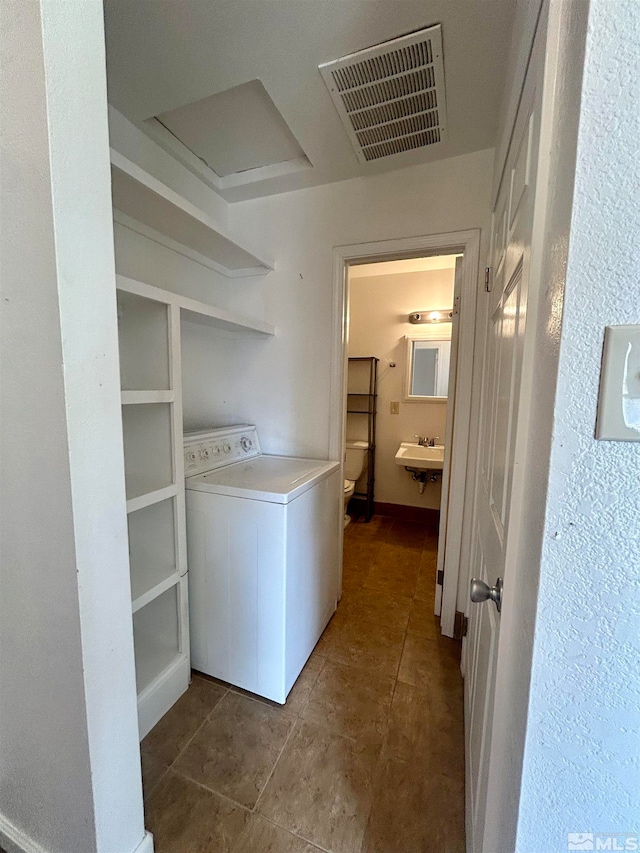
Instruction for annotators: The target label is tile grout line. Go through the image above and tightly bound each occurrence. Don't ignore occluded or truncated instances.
[142,762,169,803]
[165,664,327,815]
[147,650,328,805]
[257,815,332,853]
[386,535,427,708]
[166,687,302,813]
[146,685,230,800]
[373,532,433,780]
[164,765,254,813]
[252,715,299,814]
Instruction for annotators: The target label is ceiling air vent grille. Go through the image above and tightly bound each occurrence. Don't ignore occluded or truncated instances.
[319,25,447,164]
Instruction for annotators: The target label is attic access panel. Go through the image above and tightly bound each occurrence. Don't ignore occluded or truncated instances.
[319,25,447,164]
[154,80,306,178]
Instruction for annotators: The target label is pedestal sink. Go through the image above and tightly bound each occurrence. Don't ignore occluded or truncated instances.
[395,442,445,470]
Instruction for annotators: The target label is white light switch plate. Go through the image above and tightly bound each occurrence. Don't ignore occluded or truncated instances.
[595,324,640,441]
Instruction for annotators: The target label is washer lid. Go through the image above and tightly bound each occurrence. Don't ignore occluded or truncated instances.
[185,455,340,504]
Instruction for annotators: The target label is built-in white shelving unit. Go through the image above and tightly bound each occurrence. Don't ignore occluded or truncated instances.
[111,150,274,279]
[117,284,190,740]
[117,274,276,337]
[116,273,275,739]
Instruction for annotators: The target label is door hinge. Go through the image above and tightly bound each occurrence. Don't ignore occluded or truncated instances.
[437,569,444,586]
[453,610,467,640]
[453,611,468,640]
[484,267,492,292]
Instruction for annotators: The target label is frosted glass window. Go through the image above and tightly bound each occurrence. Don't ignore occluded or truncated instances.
[412,346,439,396]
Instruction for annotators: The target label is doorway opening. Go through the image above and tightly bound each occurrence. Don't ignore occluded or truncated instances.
[330,230,481,639]
[345,254,458,516]
[343,251,459,610]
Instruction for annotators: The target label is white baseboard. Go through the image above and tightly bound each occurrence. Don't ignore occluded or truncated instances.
[132,830,154,853]
[0,814,154,853]
[137,653,190,740]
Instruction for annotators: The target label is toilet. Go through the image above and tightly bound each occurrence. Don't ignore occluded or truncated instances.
[343,439,369,527]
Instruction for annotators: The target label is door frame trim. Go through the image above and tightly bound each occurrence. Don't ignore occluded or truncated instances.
[330,229,481,635]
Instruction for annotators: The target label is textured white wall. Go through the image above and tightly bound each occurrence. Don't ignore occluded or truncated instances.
[348,270,455,509]
[516,0,640,847]
[1,3,146,852]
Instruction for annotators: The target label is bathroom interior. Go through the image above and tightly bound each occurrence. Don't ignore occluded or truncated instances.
[344,254,460,528]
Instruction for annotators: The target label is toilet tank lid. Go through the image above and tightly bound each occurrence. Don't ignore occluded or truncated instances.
[346,439,369,449]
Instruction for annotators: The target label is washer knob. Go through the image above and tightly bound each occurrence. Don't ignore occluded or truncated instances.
[187,451,197,463]
[240,437,252,452]
[223,443,231,453]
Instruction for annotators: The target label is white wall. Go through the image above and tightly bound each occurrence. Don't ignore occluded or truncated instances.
[347,269,455,509]
[515,0,640,847]
[217,149,493,458]
[1,3,147,853]
[111,103,493,463]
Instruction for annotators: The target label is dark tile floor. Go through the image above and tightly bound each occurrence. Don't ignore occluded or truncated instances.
[142,515,465,853]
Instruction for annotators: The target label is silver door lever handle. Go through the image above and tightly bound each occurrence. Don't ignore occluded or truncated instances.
[470,578,503,613]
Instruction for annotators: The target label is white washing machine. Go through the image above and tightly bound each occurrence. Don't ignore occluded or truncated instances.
[184,425,341,703]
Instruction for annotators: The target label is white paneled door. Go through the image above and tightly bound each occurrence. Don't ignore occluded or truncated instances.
[464,21,545,853]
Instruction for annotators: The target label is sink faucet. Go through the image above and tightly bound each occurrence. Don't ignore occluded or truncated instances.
[413,435,440,447]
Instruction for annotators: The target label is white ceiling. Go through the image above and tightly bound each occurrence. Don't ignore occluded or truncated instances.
[104,0,515,202]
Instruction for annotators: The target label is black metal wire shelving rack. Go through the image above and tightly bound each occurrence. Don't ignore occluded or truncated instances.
[346,356,378,522]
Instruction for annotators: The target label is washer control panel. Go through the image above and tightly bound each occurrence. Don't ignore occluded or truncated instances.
[184,425,260,476]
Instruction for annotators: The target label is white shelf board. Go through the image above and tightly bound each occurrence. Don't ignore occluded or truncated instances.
[126,484,179,515]
[121,390,174,405]
[133,586,181,695]
[128,496,180,601]
[110,149,273,278]
[117,275,275,337]
[135,644,182,698]
[132,572,181,614]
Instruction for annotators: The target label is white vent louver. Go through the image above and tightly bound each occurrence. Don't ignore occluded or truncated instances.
[319,25,447,163]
